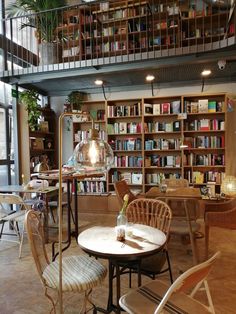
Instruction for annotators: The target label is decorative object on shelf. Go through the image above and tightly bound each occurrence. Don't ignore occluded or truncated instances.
[39,121,49,133]
[221,176,236,196]
[66,91,87,111]
[19,89,41,131]
[116,194,129,242]
[6,0,66,65]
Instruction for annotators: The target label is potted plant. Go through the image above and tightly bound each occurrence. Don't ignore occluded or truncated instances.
[6,0,66,65]
[20,89,41,131]
[66,91,87,111]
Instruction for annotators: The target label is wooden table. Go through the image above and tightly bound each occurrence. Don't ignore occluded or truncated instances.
[78,224,166,314]
[0,185,58,242]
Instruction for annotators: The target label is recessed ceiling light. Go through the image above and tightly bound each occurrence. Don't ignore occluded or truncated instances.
[94,79,103,86]
[201,70,211,76]
[146,75,155,82]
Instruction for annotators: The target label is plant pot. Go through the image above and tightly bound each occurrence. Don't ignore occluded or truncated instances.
[38,42,59,65]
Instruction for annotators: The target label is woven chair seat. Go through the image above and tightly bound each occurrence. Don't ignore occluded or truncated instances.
[120,279,210,314]
[43,255,107,292]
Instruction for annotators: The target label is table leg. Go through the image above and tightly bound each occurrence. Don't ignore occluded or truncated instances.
[106,260,113,312]
[116,263,121,314]
[43,194,49,243]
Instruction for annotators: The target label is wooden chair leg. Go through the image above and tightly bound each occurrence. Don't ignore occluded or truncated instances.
[205,225,209,260]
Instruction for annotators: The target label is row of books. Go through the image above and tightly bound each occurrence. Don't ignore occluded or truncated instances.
[190,171,226,185]
[78,181,106,193]
[184,100,224,113]
[111,171,143,185]
[185,119,225,131]
[114,155,143,167]
[184,154,225,166]
[146,173,181,185]
[89,109,105,121]
[145,155,181,167]
[144,121,181,133]
[107,122,142,134]
[74,130,106,142]
[145,138,181,150]
[98,6,147,22]
[109,138,142,151]
[144,100,181,115]
[107,103,141,117]
[184,135,225,148]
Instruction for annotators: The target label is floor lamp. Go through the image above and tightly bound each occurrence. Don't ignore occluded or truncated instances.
[58,112,114,313]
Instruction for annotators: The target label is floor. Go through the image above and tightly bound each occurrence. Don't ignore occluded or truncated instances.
[0,212,236,314]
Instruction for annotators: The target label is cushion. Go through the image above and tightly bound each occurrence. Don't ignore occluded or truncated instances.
[43,255,107,292]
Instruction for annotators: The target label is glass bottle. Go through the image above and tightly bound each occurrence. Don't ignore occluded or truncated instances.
[116,212,127,242]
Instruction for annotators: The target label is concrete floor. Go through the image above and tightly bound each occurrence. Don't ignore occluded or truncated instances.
[0,212,236,314]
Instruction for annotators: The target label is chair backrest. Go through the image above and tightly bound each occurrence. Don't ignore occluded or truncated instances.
[205,206,236,229]
[25,210,50,284]
[154,251,221,314]
[0,193,28,212]
[157,197,200,221]
[114,180,137,207]
[126,198,172,234]
[162,178,189,188]
[166,187,201,197]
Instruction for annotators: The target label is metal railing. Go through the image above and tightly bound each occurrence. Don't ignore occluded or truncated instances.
[1,0,235,77]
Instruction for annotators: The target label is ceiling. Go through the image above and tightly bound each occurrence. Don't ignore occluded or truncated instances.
[5,44,236,96]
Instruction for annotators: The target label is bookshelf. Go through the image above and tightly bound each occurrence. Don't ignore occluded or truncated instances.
[183,94,226,187]
[72,100,107,194]
[106,98,143,192]
[72,93,230,196]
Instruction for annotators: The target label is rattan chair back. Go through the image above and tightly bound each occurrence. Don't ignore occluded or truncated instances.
[126,198,172,234]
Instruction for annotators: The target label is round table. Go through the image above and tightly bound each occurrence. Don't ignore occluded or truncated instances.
[78,224,166,313]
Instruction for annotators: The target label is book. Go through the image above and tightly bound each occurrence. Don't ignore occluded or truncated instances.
[200,119,210,131]
[119,122,127,134]
[208,101,216,113]
[132,173,143,184]
[171,100,181,113]
[190,102,198,113]
[198,99,208,113]
[161,103,170,114]
[144,103,153,115]
[153,103,161,115]
[173,121,180,131]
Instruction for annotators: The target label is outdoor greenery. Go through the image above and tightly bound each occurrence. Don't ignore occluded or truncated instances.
[6,0,66,42]
[20,89,41,131]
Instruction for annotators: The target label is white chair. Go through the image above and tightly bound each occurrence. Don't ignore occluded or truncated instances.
[25,210,107,313]
[119,251,220,314]
[0,193,29,258]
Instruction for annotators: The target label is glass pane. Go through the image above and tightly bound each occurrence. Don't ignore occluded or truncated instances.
[0,165,8,185]
[0,108,6,159]
[11,163,16,185]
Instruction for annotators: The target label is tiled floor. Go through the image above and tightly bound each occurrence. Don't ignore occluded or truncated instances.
[0,212,236,313]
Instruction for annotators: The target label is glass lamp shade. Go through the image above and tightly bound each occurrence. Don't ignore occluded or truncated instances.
[73,136,114,173]
[221,176,236,196]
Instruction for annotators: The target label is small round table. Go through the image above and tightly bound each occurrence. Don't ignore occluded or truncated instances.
[78,224,166,314]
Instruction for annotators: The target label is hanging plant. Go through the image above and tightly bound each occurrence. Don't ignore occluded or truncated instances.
[20,89,41,131]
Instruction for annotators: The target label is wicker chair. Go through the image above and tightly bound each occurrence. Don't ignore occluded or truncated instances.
[158,197,201,264]
[162,178,189,188]
[114,180,137,207]
[25,210,107,313]
[125,198,173,284]
[0,193,30,258]
[204,198,236,258]
[120,251,220,314]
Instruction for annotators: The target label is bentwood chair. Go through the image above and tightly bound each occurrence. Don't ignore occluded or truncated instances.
[0,193,29,258]
[158,197,201,264]
[125,198,173,284]
[114,180,137,207]
[204,198,236,258]
[120,251,220,314]
[25,210,107,314]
